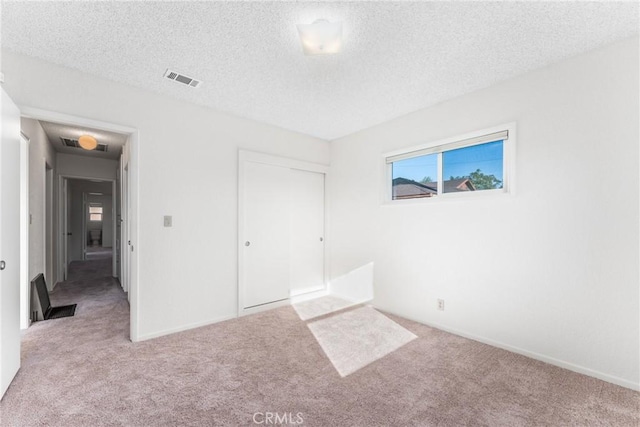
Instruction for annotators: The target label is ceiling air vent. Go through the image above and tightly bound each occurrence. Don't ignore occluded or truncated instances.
[60,137,108,152]
[61,137,79,148]
[164,69,201,88]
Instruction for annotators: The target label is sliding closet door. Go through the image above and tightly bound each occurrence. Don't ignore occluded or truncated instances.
[242,161,291,309]
[290,169,325,295]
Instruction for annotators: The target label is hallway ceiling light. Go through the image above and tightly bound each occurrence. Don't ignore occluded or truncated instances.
[78,135,98,150]
[296,19,342,55]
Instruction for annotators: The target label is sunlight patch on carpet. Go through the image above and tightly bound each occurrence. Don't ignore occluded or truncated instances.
[307,306,417,377]
[292,295,356,321]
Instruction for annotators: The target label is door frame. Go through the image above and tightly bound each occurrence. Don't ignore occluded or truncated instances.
[111,180,118,278]
[82,190,87,260]
[237,150,330,316]
[52,165,127,282]
[81,188,117,269]
[61,177,69,282]
[44,162,54,294]
[120,162,130,297]
[19,133,29,330]
[20,107,141,342]
[58,176,116,276]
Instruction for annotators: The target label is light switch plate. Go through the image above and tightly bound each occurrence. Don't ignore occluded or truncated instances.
[163,215,172,227]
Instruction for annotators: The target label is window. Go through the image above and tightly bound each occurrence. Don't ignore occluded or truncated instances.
[442,140,503,193]
[392,153,438,199]
[386,126,513,201]
[89,204,103,221]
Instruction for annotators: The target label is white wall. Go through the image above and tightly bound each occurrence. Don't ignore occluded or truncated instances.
[57,153,118,181]
[328,37,639,389]
[1,50,330,341]
[21,118,56,284]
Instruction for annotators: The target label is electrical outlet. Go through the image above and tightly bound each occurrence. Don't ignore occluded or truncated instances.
[163,215,172,227]
[437,299,445,311]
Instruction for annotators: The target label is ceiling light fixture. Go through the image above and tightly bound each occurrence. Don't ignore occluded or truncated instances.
[296,19,343,56]
[78,135,98,150]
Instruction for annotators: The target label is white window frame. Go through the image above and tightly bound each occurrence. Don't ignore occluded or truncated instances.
[89,203,103,222]
[382,122,516,204]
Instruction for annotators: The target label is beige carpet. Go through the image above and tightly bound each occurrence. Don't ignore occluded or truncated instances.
[307,306,416,377]
[1,258,638,426]
[85,247,113,260]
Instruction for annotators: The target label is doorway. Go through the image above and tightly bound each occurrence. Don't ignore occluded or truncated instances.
[18,106,139,341]
[61,177,116,272]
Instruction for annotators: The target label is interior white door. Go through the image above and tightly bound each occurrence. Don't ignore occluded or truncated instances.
[119,163,129,294]
[0,88,22,399]
[125,166,131,298]
[82,192,87,260]
[62,178,69,281]
[243,161,291,309]
[290,169,325,295]
[45,165,53,285]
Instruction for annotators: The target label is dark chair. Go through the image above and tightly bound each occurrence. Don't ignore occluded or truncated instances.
[32,274,76,320]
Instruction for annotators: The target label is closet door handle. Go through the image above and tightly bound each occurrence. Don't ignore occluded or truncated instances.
[245,241,251,247]
[319,237,324,242]
[0,260,5,270]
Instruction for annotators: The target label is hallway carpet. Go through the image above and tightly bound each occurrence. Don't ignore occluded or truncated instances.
[85,246,113,260]
[1,261,638,426]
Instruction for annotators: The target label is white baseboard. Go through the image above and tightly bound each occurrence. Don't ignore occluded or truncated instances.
[290,285,326,298]
[291,288,329,304]
[240,299,291,316]
[329,291,372,306]
[135,313,237,342]
[376,306,639,391]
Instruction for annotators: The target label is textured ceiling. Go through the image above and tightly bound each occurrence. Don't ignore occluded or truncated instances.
[39,120,127,160]
[2,2,638,140]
